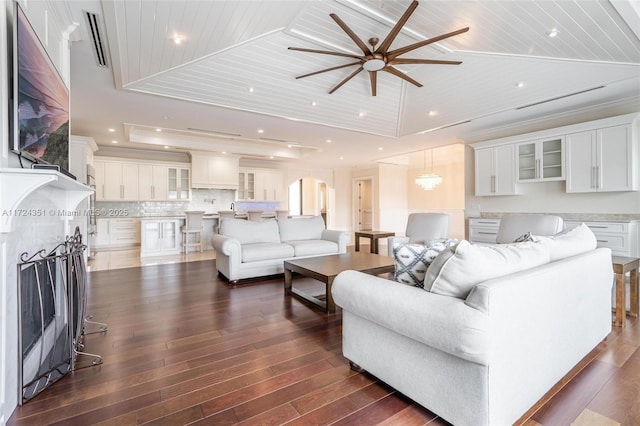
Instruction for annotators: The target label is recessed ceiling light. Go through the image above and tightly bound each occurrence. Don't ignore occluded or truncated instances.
[326,139,332,143]
[269,156,274,159]
[248,87,254,93]
[311,101,317,106]
[548,28,559,38]
[172,34,185,44]
[258,129,264,134]
[516,82,525,88]
[287,144,294,148]
[378,147,383,151]
[339,156,344,160]
[428,111,438,116]
[108,128,115,132]
[221,151,227,154]
[164,146,169,149]
[111,140,118,144]
[358,112,365,117]
[155,128,162,132]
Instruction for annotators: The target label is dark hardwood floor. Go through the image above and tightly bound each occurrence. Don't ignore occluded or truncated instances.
[8,258,640,425]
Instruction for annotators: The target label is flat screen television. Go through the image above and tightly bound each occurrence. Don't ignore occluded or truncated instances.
[11,4,69,171]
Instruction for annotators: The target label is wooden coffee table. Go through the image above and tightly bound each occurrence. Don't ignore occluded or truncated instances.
[284,252,395,313]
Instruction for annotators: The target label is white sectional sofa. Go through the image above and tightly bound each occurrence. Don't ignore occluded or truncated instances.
[212,216,350,282]
[332,224,613,426]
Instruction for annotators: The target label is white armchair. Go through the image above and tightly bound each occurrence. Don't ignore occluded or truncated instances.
[387,213,450,256]
[496,213,564,243]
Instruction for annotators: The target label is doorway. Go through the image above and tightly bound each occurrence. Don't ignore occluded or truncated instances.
[288,177,332,225]
[353,177,373,231]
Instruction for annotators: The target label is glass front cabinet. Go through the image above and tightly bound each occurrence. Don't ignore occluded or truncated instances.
[168,167,191,200]
[516,137,564,183]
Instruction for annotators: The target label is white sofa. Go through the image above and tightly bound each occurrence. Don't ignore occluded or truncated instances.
[332,224,613,426]
[212,216,350,282]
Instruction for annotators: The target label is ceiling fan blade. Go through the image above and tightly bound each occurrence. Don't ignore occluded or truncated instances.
[369,71,377,96]
[390,58,462,65]
[288,47,362,59]
[375,0,419,54]
[330,13,372,55]
[295,61,363,79]
[383,66,423,87]
[329,66,364,94]
[387,27,470,61]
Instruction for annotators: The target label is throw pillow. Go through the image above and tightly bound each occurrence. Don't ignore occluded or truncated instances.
[533,223,597,262]
[393,239,458,287]
[513,232,535,243]
[424,240,550,299]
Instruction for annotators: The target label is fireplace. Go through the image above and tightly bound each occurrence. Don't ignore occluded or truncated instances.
[17,227,106,404]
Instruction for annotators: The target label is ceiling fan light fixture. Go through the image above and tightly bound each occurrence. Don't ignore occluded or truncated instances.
[363,59,385,71]
[289,0,468,96]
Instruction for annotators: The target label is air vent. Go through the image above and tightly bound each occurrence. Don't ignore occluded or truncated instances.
[187,128,241,137]
[422,120,472,133]
[84,11,108,68]
[515,86,605,110]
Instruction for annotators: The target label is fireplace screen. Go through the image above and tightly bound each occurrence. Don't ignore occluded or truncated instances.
[17,227,106,404]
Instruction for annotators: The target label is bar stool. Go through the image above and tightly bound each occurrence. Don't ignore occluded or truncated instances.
[247,210,264,222]
[181,211,205,253]
[216,210,236,233]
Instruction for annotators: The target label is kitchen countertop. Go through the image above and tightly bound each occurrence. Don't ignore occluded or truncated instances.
[474,212,640,222]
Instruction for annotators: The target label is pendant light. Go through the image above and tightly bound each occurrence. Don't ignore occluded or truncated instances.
[415,149,443,190]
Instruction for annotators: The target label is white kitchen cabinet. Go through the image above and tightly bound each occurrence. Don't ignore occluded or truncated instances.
[566,124,637,193]
[564,220,639,257]
[474,145,517,196]
[94,159,139,201]
[138,165,168,200]
[468,218,501,243]
[140,219,182,257]
[254,170,284,201]
[190,152,239,189]
[93,218,140,249]
[168,167,190,200]
[238,170,255,200]
[516,137,564,183]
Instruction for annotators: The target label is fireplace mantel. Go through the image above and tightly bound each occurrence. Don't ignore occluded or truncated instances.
[0,168,94,233]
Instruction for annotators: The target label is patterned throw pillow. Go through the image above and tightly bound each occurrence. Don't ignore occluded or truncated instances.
[513,232,535,243]
[393,239,458,288]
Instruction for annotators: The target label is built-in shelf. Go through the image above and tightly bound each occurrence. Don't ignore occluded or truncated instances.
[0,168,94,233]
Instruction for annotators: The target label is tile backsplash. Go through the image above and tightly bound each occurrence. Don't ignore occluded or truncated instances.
[96,189,237,216]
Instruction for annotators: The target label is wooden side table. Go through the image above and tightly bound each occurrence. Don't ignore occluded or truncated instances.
[354,230,395,254]
[612,256,639,328]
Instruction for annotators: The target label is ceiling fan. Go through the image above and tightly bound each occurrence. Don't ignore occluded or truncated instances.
[288,0,469,96]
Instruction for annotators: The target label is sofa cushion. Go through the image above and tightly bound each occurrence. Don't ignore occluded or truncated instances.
[424,240,550,299]
[286,239,339,257]
[393,239,458,287]
[219,218,281,245]
[278,216,325,242]
[534,223,597,262]
[241,242,294,262]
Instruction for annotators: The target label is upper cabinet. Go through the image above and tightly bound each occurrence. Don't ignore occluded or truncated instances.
[94,159,139,201]
[474,145,517,196]
[516,137,564,183]
[168,167,190,200]
[138,165,168,201]
[566,124,637,193]
[472,113,638,197]
[190,152,239,189]
[95,157,191,201]
[238,168,285,202]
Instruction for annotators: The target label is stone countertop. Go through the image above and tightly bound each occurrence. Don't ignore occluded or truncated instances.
[474,212,640,222]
